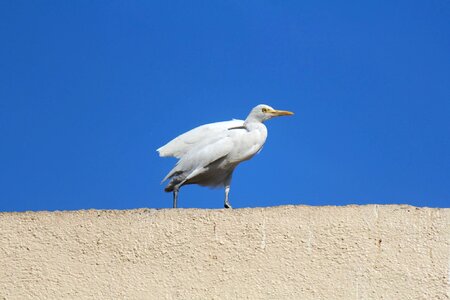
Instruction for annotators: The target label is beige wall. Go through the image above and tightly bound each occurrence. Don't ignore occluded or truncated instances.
[0,205,449,299]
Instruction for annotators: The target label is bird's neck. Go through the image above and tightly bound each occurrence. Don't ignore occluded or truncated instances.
[243,120,265,131]
[244,115,261,124]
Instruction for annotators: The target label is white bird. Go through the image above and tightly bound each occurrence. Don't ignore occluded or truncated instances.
[157,104,294,208]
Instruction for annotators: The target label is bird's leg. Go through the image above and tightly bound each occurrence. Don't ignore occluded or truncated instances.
[173,188,179,208]
[224,185,232,209]
[223,173,233,209]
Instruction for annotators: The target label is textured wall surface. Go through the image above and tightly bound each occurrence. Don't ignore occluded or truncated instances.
[0,205,449,299]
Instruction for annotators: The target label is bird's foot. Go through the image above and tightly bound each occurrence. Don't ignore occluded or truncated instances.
[224,202,233,209]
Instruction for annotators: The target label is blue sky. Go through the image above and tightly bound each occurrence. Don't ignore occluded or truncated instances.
[1,1,449,211]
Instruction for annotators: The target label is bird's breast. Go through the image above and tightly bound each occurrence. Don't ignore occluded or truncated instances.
[226,124,267,164]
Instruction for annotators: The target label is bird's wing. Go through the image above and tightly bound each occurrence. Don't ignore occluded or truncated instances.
[157,119,244,158]
[161,136,234,182]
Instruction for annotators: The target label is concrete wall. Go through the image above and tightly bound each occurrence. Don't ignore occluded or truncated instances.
[0,205,449,299]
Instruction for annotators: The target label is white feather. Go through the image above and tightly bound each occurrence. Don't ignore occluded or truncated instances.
[157,104,293,208]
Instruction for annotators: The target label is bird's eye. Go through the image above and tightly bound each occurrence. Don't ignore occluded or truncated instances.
[262,108,268,113]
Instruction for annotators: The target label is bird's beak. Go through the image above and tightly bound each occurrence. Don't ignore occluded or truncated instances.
[270,109,294,117]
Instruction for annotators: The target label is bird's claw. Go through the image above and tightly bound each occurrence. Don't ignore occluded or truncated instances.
[224,202,232,209]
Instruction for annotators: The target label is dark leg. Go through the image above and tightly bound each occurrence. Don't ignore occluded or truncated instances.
[173,188,179,208]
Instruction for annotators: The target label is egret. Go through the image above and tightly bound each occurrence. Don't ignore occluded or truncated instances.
[157,104,294,208]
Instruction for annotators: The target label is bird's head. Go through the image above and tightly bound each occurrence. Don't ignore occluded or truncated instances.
[246,104,294,123]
